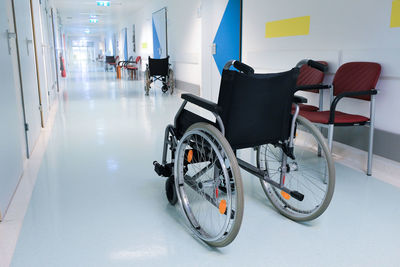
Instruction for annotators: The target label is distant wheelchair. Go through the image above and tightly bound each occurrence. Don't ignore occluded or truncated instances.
[145,56,174,95]
[153,60,335,247]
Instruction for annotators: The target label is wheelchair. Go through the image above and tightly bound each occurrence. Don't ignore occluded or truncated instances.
[153,60,335,247]
[145,56,175,95]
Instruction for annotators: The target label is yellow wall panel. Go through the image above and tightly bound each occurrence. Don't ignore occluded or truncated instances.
[265,16,310,38]
[391,0,400,28]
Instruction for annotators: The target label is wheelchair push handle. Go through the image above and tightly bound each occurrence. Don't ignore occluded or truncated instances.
[224,60,255,75]
[296,59,328,72]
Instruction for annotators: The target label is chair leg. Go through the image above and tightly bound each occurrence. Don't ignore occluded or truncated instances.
[327,124,334,152]
[317,125,322,157]
[367,95,376,176]
[367,124,374,176]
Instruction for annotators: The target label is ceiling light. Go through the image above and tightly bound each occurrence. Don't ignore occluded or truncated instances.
[96,1,110,6]
[89,19,98,23]
[90,15,97,18]
[84,29,90,34]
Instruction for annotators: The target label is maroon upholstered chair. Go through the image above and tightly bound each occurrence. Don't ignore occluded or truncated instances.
[126,56,142,80]
[299,62,381,175]
[294,61,329,112]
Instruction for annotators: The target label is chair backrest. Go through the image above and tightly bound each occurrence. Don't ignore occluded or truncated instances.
[333,62,381,101]
[148,56,169,76]
[135,56,142,64]
[217,68,300,149]
[296,61,328,93]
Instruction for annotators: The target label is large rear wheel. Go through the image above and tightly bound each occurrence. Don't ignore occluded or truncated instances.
[175,123,244,247]
[257,116,335,221]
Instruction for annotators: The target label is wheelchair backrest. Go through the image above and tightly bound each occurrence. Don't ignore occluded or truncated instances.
[148,56,169,76]
[105,56,115,63]
[217,68,299,149]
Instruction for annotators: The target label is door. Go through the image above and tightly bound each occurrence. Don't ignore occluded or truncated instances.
[201,0,242,102]
[0,0,25,219]
[13,0,42,156]
[152,7,167,58]
[41,1,56,106]
[30,0,48,126]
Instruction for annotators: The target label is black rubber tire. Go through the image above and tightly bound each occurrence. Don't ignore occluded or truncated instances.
[165,176,178,205]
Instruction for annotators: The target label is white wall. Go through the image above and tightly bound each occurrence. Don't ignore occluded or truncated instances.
[116,0,202,86]
[242,0,400,135]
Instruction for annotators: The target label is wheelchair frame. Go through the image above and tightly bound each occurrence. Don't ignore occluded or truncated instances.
[144,56,175,95]
[154,59,335,247]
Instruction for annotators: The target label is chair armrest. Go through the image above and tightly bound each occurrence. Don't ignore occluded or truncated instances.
[293,95,308,104]
[328,89,378,123]
[181,94,221,114]
[295,84,331,91]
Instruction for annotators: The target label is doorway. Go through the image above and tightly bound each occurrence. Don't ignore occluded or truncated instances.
[201,0,242,102]
[12,0,42,157]
[152,7,168,59]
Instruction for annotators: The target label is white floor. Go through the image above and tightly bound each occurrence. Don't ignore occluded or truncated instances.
[2,63,400,267]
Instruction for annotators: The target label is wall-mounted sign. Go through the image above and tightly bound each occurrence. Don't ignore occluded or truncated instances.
[391,0,400,28]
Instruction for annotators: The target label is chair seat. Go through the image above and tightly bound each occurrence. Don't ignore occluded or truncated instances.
[126,66,138,70]
[292,103,319,112]
[299,110,369,124]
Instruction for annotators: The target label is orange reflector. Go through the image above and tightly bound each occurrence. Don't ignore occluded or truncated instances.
[281,191,291,200]
[219,199,227,214]
[187,150,193,163]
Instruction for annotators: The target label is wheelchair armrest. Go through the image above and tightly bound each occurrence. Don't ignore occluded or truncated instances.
[181,94,221,114]
[295,84,331,91]
[293,95,308,104]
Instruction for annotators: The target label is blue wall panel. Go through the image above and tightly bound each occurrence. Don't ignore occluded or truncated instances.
[213,0,242,74]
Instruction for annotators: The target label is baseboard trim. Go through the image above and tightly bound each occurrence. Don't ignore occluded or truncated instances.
[331,141,400,188]
[322,126,400,163]
[175,80,200,95]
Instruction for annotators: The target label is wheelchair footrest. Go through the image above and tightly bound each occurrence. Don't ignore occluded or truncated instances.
[153,161,173,177]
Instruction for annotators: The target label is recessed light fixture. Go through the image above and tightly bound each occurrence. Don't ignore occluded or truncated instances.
[84,29,90,34]
[89,18,98,23]
[96,1,110,6]
[90,15,97,19]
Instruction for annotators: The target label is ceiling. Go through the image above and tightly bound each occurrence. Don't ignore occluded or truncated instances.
[55,0,146,38]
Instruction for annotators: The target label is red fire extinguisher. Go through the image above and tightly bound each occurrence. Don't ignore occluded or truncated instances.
[60,55,66,78]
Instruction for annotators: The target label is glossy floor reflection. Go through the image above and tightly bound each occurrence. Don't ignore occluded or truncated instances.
[11,64,400,267]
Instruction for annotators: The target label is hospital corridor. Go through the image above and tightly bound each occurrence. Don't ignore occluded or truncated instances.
[1,0,400,266]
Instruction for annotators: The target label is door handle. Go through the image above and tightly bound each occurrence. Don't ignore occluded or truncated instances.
[26,39,33,56]
[6,30,17,55]
[212,43,216,55]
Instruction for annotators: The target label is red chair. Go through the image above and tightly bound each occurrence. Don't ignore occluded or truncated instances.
[299,62,381,175]
[295,61,329,112]
[126,56,142,80]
